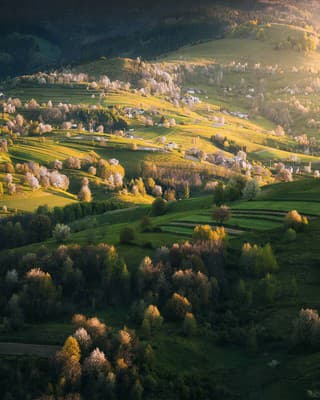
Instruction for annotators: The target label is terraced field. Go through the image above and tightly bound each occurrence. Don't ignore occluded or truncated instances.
[233,201,320,216]
[6,86,101,105]
[159,185,320,240]
[160,209,287,238]
[9,138,85,164]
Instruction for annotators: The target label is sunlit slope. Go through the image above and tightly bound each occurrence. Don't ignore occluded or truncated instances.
[73,57,140,82]
[6,87,320,164]
[165,23,320,68]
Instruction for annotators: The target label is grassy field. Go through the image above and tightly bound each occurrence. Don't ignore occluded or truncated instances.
[164,23,320,69]
[0,189,77,211]
[10,138,85,165]
[5,86,101,106]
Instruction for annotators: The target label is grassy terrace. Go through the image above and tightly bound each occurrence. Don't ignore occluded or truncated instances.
[4,179,318,274]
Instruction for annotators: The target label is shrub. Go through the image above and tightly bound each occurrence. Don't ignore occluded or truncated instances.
[242,179,261,200]
[212,205,231,225]
[192,225,227,245]
[120,226,135,244]
[284,228,297,242]
[284,210,308,232]
[53,224,71,243]
[140,216,152,232]
[151,197,167,216]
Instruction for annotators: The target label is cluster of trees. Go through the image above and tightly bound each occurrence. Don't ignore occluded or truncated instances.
[0,199,125,250]
[61,154,125,192]
[4,99,128,134]
[0,154,122,199]
[213,176,261,205]
[131,225,227,332]
[71,107,128,131]
[46,314,153,399]
[230,20,261,39]
[214,176,247,205]
[281,210,308,243]
[0,163,69,196]
[258,95,318,133]
[3,267,59,328]
[211,134,245,155]
[142,161,235,193]
[2,244,131,328]
[275,32,319,53]
[11,57,182,100]
[0,215,280,398]
[240,242,278,277]
[15,161,70,191]
[274,163,293,183]
[0,196,298,373]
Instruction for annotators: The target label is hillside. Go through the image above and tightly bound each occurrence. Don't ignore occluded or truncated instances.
[1,0,319,78]
[2,6,320,400]
[0,179,320,398]
[2,25,320,211]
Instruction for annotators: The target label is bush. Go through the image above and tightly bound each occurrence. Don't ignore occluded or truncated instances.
[140,216,152,232]
[242,179,260,200]
[284,210,308,232]
[151,197,167,216]
[284,228,297,242]
[53,223,71,243]
[212,205,231,225]
[120,226,135,244]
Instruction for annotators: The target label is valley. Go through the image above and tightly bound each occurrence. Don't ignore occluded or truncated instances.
[1,8,320,400]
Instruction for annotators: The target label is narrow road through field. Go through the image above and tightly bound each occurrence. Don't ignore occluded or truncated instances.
[0,342,59,357]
